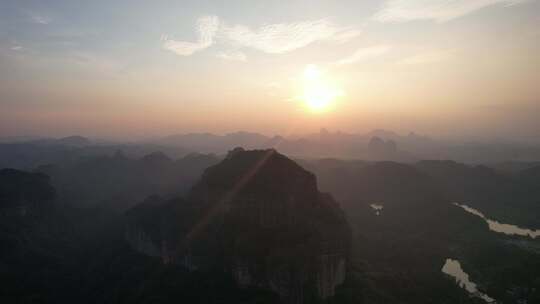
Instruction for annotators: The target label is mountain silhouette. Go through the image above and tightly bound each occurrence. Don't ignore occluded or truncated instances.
[127,148,351,303]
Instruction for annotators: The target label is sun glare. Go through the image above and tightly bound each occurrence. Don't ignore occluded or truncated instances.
[301,65,343,113]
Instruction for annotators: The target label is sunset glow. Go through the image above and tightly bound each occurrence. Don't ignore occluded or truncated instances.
[2,2,540,303]
[301,65,343,113]
[0,0,539,139]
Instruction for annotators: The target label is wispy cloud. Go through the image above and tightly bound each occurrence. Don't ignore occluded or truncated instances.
[373,0,529,23]
[222,19,360,54]
[398,49,456,65]
[162,15,219,56]
[216,51,247,61]
[11,46,23,51]
[28,12,51,25]
[336,45,391,65]
[163,16,360,57]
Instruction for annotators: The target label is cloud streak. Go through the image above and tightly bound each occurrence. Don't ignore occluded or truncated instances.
[28,12,51,25]
[336,45,391,65]
[222,19,360,54]
[162,16,219,56]
[374,0,529,23]
[216,51,247,61]
[163,16,360,57]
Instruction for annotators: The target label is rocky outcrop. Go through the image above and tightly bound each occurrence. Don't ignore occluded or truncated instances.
[126,148,351,303]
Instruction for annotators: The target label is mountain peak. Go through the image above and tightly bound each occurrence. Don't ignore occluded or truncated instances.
[57,135,90,146]
[141,151,172,164]
[127,148,351,303]
[190,148,317,203]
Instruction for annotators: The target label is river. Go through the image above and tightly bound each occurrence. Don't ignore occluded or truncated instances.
[442,258,495,303]
[453,203,540,239]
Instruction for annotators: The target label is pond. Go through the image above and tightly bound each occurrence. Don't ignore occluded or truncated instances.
[370,203,383,216]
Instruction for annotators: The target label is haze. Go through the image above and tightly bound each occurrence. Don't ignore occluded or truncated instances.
[1,0,539,141]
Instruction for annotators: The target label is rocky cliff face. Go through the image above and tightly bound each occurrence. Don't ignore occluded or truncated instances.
[126,148,351,303]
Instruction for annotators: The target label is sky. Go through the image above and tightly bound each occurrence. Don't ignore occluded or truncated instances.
[1,0,539,141]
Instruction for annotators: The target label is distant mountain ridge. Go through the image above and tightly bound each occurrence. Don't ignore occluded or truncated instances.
[3,129,540,166]
[154,129,428,161]
[36,152,220,209]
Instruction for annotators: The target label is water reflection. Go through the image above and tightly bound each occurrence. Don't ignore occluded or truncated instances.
[370,203,383,216]
[442,259,495,303]
[454,203,540,239]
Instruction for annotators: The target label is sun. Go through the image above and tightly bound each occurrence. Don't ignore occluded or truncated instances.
[304,84,342,113]
[301,65,343,113]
